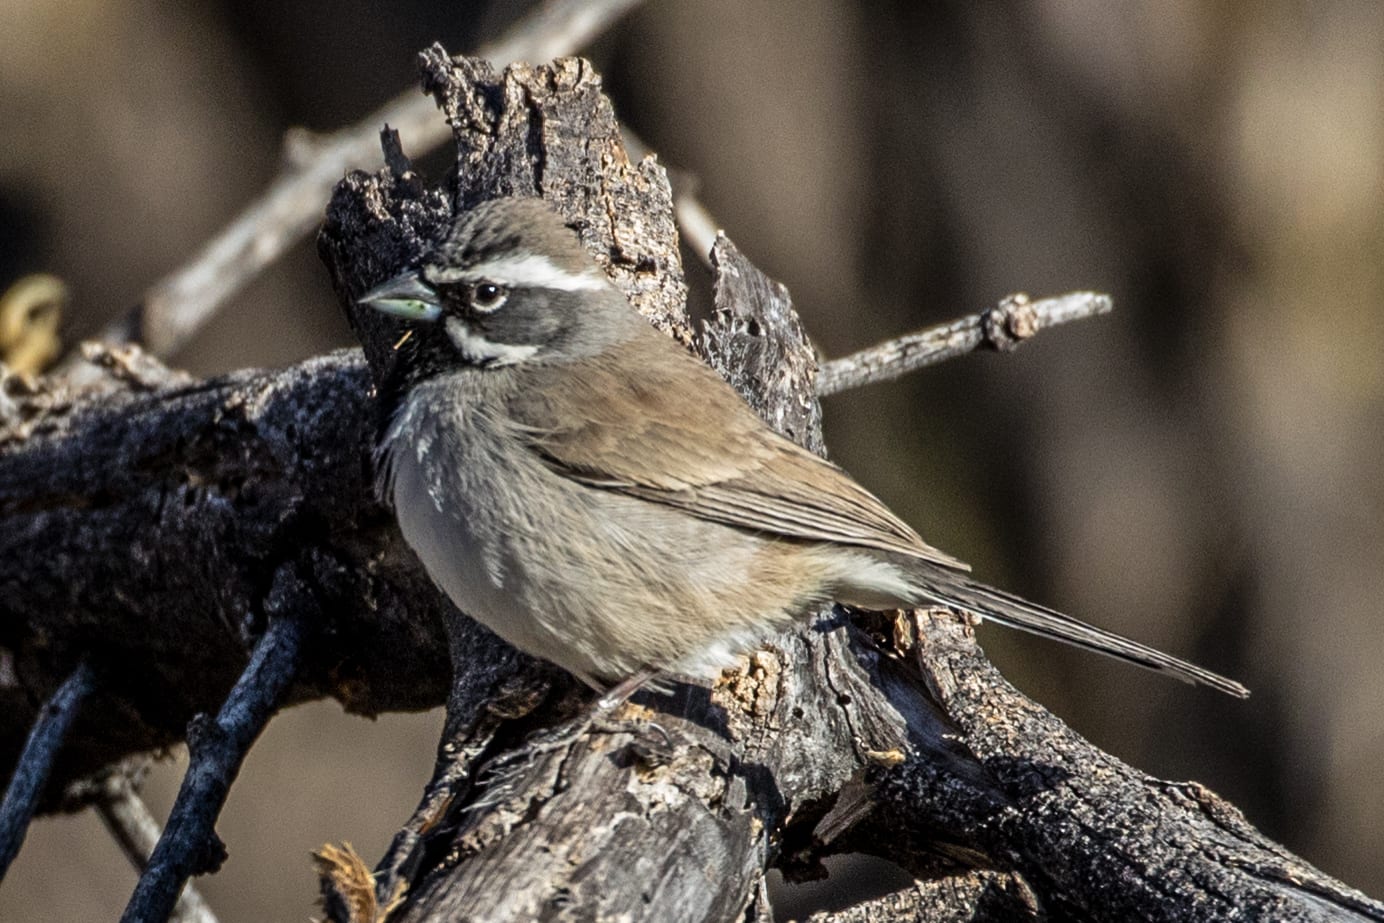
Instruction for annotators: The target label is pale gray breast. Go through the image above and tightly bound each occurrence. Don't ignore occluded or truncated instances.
[377,369,816,685]
[380,372,561,657]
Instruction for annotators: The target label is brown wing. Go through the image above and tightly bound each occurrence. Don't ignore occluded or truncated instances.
[510,326,970,572]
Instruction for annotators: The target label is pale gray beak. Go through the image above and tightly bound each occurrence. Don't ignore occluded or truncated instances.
[357,271,441,321]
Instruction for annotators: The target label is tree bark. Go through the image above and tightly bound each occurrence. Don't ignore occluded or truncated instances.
[2,46,1381,922]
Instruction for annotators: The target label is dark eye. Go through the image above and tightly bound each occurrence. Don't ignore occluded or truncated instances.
[469,281,508,312]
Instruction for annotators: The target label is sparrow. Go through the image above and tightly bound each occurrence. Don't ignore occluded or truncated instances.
[358,197,1248,703]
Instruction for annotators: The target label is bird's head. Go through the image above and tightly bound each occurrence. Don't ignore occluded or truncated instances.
[358,198,634,379]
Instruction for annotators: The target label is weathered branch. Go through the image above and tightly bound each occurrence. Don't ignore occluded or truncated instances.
[622,132,720,264]
[0,660,93,879]
[805,870,1039,923]
[815,291,1113,396]
[0,345,472,791]
[94,0,645,357]
[121,607,305,923]
[864,608,1384,920]
[702,233,824,453]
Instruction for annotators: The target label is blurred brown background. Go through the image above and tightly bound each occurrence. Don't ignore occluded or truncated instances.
[2,1,1381,919]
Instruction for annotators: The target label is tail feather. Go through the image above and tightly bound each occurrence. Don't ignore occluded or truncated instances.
[915,575,1249,699]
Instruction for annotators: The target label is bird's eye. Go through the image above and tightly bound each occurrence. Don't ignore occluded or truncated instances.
[469,281,508,312]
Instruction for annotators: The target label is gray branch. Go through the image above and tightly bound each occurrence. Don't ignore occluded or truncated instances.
[120,608,305,923]
[805,871,1040,923]
[96,771,219,923]
[0,661,93,879]
[816,291,1113,396]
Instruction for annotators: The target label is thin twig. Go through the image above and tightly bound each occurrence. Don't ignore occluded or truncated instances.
[120,612,305,923]
[815,291,1114,396]
[0,661,95,880]
[102,0,645,357]
[96,774,219,923]
[672,189,720,267]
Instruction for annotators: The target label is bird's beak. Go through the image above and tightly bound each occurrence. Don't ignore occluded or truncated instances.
[357,272,441,321]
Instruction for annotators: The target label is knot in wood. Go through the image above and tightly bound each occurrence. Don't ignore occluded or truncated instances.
[982,293,1040,352]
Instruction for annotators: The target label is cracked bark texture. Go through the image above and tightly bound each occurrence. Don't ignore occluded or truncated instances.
[3,46,1381,922]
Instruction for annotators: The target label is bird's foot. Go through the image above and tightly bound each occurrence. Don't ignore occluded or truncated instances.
[485,710,672,774]
[478,702,671,783]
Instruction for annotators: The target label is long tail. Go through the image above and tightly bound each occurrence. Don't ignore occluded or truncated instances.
[913,572,1249,698]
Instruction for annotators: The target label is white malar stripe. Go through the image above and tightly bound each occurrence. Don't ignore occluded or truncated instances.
[430,254,607,292]
[445,317,540,367]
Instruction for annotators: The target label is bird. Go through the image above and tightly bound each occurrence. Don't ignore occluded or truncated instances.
[358,196,1249,706]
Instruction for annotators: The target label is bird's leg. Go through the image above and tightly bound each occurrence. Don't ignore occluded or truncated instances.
[595,667,660,713]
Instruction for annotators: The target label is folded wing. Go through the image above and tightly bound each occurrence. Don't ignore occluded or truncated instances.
[509,331,969,572]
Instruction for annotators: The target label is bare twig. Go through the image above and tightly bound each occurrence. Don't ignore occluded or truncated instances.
[0,661,94,880]
[804,871,1039,922]
[672,189,720,266]
[120,605,306,923]
[102,0,645,357]
[815,291,1113,396]
[96,774,219,923]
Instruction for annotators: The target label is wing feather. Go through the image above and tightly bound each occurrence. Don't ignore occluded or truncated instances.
[510,327,969,572]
